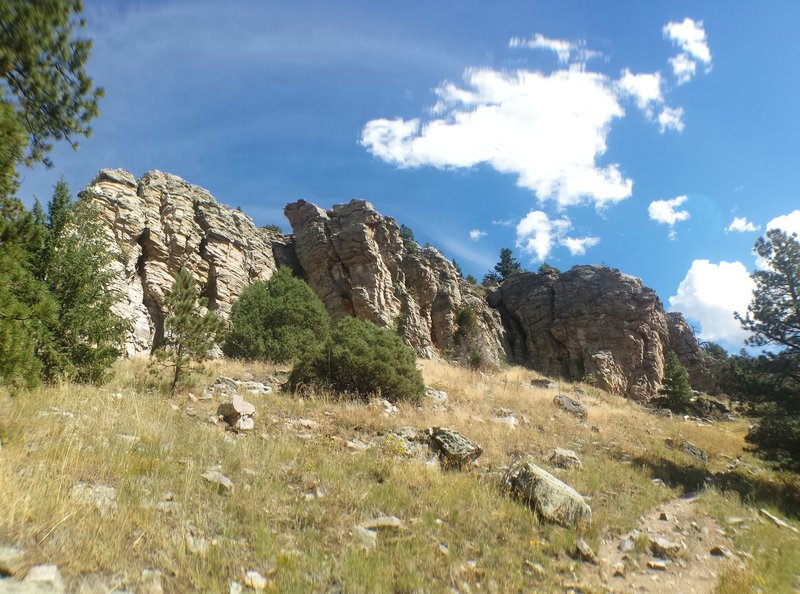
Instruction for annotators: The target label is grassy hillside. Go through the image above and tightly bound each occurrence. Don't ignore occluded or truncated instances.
[1,359,798,593]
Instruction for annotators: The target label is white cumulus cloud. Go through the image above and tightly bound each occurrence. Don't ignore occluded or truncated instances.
[669,260,755,345]
[767,210,800,235]
[658,106,685,133]
[361,67,633,210]
[515,210,599,261]
[509,33,600,64]
[469,229,487,241]
[663,18,712,84]
[617,69,663,114]
[726,216,759,233]
[648,195,690,238]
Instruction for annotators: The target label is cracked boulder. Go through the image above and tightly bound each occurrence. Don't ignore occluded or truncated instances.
[502,458,591,526]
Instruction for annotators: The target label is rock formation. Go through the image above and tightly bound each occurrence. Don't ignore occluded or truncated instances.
[488,266,671,400]
[84,169,281,355]
[283,199,505,366]
[666,312,716,393]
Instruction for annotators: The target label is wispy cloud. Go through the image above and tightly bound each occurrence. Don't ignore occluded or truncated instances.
[649,195,690,239]
[469,229,487,241]
[664,18,712,84]
[515,210,599,261]
[509,33,601,64]
[725,216,759,233]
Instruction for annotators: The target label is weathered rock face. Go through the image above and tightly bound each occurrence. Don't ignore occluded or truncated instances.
[666,312,716,393]
[488,266,671,400]
[84,169,280,355]
[284,199,506,366]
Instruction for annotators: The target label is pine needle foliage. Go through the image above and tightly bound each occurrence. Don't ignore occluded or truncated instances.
[223,267,330,363]
[152,268,224,394]
[289,316,424,402]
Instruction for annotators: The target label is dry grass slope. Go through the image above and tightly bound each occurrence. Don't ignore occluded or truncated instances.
[0,358,798,593]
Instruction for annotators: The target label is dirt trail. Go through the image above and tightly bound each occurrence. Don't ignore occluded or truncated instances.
[578,495,742,593]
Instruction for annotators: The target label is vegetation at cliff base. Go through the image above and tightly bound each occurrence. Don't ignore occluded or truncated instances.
[224,267,331,363]
[151,268,224,393]
[290,316,425,402]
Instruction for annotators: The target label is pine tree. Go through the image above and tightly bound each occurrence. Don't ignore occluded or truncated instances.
[153,268,224,393]
[661,350,692,411]
[0,196,56,389]
[40,186,128,382]
[0,0,104,168]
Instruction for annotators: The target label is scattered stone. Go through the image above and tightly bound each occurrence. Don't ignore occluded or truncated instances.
[710,546,731,558]
[659,512,669,521]
[666,436,708,463]
[759,509,799,533]
[573,387,588,397]
[429,428,482,469]
[0,546,23,577]
[229,581,243,594]
[345,439,371,452]
[576,539,598,565]
[243,570,268,591]
[524,560,545,578]
[297,418,319,430]
[362,516,404,531]
[532,379,559,390]
[217,394,256,432]
[437,543,450,557]
[201,469,233,491]
[548,448,583,470]
[424,387,448,404]
[649,536,683,559]
[612,563,626,578]
[352,526,377,550]
[371,399,398,416]
[493,410,519,429]
[24,565,64,593]
[71,483,117,516]
[553,394,588,419]
[618,538,636,553]
[139,569,163,594]
[647,560,668,571]
[502,458,591,526]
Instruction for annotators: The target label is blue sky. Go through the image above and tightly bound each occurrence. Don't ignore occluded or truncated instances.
[16,0,800,351]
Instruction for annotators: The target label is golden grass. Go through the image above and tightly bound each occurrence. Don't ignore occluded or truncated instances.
[0,357,797,593]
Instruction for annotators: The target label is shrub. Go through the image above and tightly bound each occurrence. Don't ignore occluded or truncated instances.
[223,267,330,362]
[660,350,692,411]
[289,316,424,402]
[152,268,224,394]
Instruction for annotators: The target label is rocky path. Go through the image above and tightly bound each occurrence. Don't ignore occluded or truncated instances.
[579,495,741,593]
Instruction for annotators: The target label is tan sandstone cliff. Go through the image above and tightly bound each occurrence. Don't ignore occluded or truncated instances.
[84,169,282,355]
[283,199,506,366]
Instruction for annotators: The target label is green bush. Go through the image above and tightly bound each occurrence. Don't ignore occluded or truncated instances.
[223,267,330,363]
[289,316,424,402]
[660,350,692,411]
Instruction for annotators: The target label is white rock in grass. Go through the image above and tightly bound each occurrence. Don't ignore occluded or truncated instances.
[243,571,268,591]
[139,569,164,594]
[502,459,591,526]
[353,526,377,550]
[71,483,117,516]
[202,469,233,491]
[24,565,64,593]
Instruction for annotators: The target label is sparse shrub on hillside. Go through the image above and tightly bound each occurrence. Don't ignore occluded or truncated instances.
[223,267,330,363]
[289,316,424,402]
[452,306,485,369]
[260,223,283,233]
[399,224,419,255]
[660,350,692,411]
[152,268,224,393]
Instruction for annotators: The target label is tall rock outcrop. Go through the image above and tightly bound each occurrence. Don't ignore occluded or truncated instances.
[284,199,506,366]
[666,312,717,393]
[84,169,281,355]
[488,266,671,400]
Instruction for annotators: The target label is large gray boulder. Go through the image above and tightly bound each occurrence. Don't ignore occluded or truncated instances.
[502,458,592,526]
